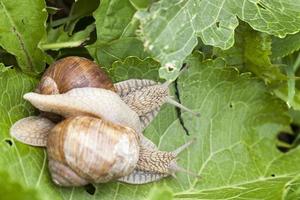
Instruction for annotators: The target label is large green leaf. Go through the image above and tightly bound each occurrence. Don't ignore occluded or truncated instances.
[0,0,47,74]
[136,0,300,80]
[2,53,300,199]
[87,0,149,68]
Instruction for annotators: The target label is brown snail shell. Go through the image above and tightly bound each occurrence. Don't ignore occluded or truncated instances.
[47,115,140,186]
[36,56,115,94]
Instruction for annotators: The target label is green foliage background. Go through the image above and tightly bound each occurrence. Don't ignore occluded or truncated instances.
[0,0,300,199]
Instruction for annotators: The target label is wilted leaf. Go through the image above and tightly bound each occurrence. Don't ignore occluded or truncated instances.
[0,0,47,74]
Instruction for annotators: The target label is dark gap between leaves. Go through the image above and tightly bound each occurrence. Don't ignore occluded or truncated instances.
[73,17,95,33]
[277,132,295,144]
[174,64,190,136]
[271,174,275,177]
[4,139,13,146]
[216,22,220,28]
[0,49,18,67]
[277,123,300,153]
[85,184,96,195]
[291,124,300,133]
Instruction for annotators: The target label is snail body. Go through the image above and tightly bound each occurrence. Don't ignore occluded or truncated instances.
[36,56,198,127]
[23,87,142,133]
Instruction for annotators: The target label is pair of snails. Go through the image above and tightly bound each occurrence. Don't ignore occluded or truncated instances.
[10,57,199,187]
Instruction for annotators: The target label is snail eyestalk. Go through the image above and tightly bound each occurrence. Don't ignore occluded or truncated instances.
[172,138,196,156]
[169,138,200,178]
[161,66,200,117]
[166,97,200,117]
[169,162,200,178]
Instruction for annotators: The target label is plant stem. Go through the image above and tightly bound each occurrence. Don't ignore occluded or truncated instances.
[40,40,86,50]
[286,53,300,108]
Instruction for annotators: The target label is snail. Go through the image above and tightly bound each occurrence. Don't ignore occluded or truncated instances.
[36,56,199,127]
[11,87,197,186]
[10,56,199,186]
[47,115,140,186]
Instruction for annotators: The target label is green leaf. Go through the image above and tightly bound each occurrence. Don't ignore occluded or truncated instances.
[214,23,286,83]
[70,0,100,20]
[0,170,39,200]
[88,37,150,68]
[0,0,47,74]
[0,62,7,72]
[46,6,60,15]
[136,0,300,80]
[146,185,173,200]
[2,52,297,199]
[274,87,300,110]
[50,0,99,30]
[283,175,300,200]
[65,0,99,33]
[93,0,136,44]
[40,24,95,51]
[87,0,149,68]
[130,0,151,10]
[272,32,300,58]
[171,53,295,198]
[110,56,160,81]
[273,54,300,110]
